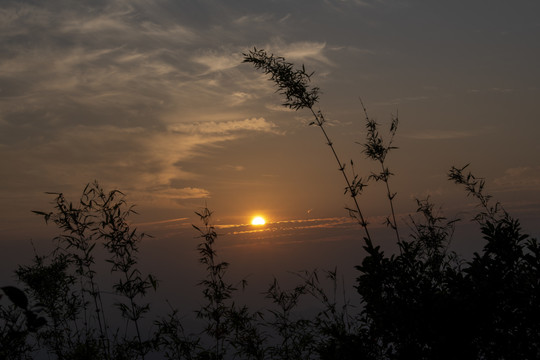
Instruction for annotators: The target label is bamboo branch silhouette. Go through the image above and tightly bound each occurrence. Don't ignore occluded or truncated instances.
[243,48,372,244]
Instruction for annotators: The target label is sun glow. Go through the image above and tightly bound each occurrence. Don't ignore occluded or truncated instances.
[251,216,266,225]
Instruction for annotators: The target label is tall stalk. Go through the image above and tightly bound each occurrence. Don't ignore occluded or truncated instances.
[243,48,372,244]
[359,99,401,245]
[96,184,157,360]
[194,207,234,359]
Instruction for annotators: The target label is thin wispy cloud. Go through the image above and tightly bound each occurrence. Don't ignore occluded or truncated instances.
[62,13,130,33]
[279,13,292,23]
[218,165,246,172]
[212,214,402,249]
[277,41,333,65]
[192,51,244,74]
[233,13,275,25]
[404,129,475,140]
[134,217,190,227]
[168,118,282,135]
[217,217,357,235]
[265,104,296,112]
[163,187,211,200]
[494,166,540,192]
[229,92,255,106]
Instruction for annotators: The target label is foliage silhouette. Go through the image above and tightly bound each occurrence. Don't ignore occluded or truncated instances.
[243,49,540,359]
[5,182,157,360]
[1,51,539,359]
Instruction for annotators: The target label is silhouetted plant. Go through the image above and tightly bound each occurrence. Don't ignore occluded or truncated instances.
[193,207,234,360]
[295,269,366,360]
[263,277,315,359]
[12,182,158,360]
[244,48,372,243]
[153,307,201,360]
[0,286,46,359]
[5,170,539,359]
[16,252,79,359]
[449,163,504,223]
[245,49,540,359]
[359,100,401,244]
[192,207,266,360]
[2,51,540,360]
[449,165,540,359]
[95,183,158,359]
[31,184,113,358]
[351,170,540,360]
[356,197,465,359]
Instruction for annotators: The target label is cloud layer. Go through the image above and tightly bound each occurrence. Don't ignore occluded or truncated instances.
[1,0,539,240]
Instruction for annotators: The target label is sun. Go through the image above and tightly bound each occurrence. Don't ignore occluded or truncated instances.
[251,216,266,226]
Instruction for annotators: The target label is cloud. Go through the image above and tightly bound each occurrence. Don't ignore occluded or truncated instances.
[279,41,333,65]
[192,51,244,73]
[233,13,274,25]
[253,39,333,66]
[265,104,296,112]
[218,165,246,172]
[0,122,236,208]
[279,14,292,23]
[0,5,50,37]
[217,217,357,233]
[211,215,400,248]
[493,166,540,192]
[0,1,212,124]
[61,13,129,34]
[0,2,303,208]
[1,1,311,219]
[168,118,282,135]
[228,91,255,106]
[164,187,211,200]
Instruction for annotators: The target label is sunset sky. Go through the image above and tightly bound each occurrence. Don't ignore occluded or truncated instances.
[1,1,540,294]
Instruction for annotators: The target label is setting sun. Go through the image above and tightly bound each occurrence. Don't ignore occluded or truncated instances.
[251,216,266,225]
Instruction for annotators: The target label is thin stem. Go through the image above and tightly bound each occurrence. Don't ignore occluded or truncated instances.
[124,271,145,360]
[380,161,401,243]
[243,49,372,244]
[309,107,372,243]
[359,98,401,245]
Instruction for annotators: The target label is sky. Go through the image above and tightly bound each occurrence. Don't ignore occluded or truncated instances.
[1,0,540,303]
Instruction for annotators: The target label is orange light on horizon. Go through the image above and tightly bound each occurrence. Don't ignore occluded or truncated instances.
[251,216,266,225]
